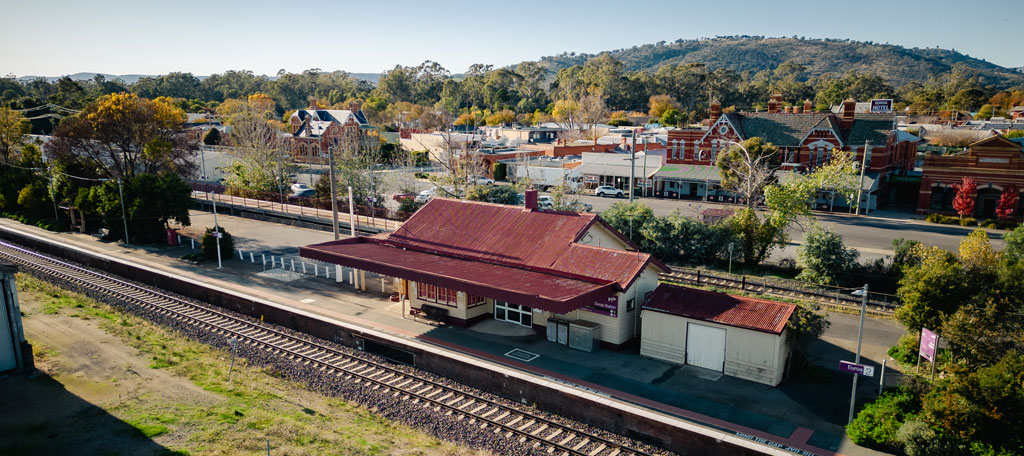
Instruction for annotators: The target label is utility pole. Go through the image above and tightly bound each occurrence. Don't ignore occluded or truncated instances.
[49,168,59,221]
[856,140,869,215]
[328,146,339,240]
[629,129,636,203]
[117,178,130,246]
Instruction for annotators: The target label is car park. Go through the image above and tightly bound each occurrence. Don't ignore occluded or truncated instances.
[594,185,624,198]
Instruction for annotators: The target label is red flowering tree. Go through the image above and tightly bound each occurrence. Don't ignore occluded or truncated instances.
[996,185,1019,220]
[952,177,977,219]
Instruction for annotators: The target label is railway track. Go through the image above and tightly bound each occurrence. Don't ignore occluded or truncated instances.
[0,240,659,456]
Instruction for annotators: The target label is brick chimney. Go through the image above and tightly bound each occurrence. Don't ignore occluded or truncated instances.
[349,100,362,113]
[804,99,813,113]
[709,100,721,123]
[841,98,856,130]
[524,189,538,210]
[769,93,784,113]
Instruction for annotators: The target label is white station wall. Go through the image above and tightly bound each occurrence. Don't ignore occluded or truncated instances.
[640,310,790,386]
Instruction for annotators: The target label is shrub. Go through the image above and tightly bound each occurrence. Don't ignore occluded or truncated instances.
[413,172,428,179]
[202,128,221,146]
[847,388,921,450]
[397,198,423,215]
[492,162,507,181]
[958,217,976,226]
[201,227,234,261]
[888,332,921,365]
[897,420,967,456]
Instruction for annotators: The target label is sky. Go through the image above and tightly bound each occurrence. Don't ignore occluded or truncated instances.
[1,0,1021,77]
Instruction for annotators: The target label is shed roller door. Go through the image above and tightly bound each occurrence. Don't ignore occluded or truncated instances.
[686,323,726,372]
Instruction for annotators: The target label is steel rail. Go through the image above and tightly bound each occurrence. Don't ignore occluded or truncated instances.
[0,241,654,456]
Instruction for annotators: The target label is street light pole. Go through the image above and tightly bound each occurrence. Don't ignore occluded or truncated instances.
[117,179,130,246]
[200,147,222,269]
[848,283,869,424]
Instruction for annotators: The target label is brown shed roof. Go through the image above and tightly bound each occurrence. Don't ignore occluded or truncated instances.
[643,284,796,334]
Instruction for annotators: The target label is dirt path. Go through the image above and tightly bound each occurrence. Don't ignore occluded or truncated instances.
[0,276,486,456]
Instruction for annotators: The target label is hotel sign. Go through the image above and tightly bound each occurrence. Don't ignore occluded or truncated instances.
[870,99,893,113]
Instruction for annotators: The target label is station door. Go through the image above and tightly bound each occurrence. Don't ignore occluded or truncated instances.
[686,323,726,372]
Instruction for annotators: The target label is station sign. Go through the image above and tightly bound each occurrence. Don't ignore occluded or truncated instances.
[919,327,937,361]
[870,99,893,113]
[839,360,874,377]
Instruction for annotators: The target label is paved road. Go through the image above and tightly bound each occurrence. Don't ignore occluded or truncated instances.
[573,193,1006,261]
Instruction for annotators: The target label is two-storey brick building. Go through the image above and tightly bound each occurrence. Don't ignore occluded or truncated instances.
[918,135,1024,218]
[289,102,370,164]
[658,95,918,209]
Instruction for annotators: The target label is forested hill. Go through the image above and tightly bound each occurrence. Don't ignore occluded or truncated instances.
[534,36,1023,88]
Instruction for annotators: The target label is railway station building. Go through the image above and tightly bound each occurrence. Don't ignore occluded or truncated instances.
[300,192,669,349]
[640,284,796,386]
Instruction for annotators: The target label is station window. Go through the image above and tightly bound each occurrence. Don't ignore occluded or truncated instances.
[626,298,635,311]
[416,282,457,307]
[466,293,487,308]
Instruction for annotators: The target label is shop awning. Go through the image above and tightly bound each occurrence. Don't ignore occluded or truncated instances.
[653,164,721,183]
[300,238,616,314]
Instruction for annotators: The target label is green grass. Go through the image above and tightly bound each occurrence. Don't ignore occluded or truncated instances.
[15,274,481,456]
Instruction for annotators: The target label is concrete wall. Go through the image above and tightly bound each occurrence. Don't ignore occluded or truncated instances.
[640,311,788,386]
[0,225,780,455]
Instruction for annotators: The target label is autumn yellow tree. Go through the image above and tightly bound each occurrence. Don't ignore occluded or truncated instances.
[958,228,999,276]
[648,94,681,118]
[46,93,195,179]
[485,109,515,126]
[0,107,30,163]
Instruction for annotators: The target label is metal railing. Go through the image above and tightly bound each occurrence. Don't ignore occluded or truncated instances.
[661,266,900,312]
[190,183,405,232]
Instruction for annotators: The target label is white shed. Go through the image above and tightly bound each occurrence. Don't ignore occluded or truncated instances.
[1,263,31,373]
[640,284,796,386]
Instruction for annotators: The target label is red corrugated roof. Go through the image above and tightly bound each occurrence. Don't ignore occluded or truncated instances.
[300,238,614,313]
[642,284,796,334]
[381,198,666,289]
[300,198,670,313]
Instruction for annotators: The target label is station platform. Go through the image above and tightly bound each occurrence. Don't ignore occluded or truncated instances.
[0,211,895,456]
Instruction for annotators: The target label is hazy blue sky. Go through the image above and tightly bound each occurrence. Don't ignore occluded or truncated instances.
[1,0,1020,77]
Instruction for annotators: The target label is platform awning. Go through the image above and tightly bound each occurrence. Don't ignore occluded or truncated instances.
[300,238,615,314]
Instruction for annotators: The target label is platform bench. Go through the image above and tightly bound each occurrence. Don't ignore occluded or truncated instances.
[420,305,448,323]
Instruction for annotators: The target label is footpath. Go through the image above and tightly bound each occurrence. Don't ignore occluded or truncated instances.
[0,211,898,456]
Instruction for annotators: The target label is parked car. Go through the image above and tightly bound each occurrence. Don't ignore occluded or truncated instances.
[565,200,593,212]
[537,195,554,209]
[468,176,494,185]
[594,185,624,198]
[290,188,317,198]
[393,192,417,202]
[414,187,438,203]
[290,182,311,193]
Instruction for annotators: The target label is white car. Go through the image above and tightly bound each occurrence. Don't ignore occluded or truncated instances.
[536,195,554,209]
[594,185,624,198]
[414,187,438,203]
[468,176,494,185]
[290,182,311,193]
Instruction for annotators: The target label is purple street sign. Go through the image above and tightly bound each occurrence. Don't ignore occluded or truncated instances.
[839,360,875,377]
[919,328,937,361]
